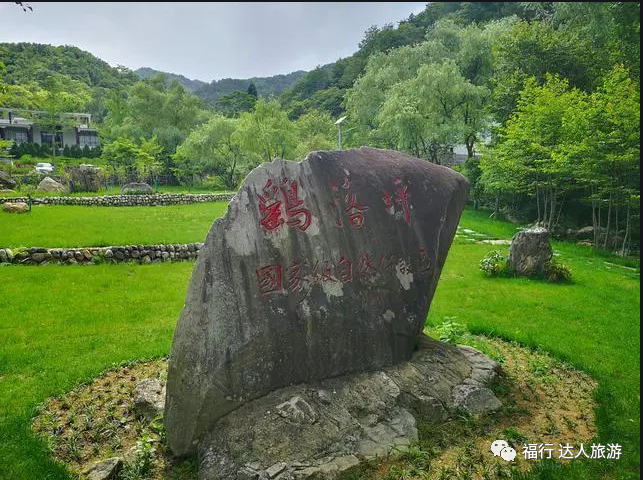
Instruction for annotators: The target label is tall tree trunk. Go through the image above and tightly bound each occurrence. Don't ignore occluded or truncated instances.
[613,205,620,251]
[536,184,541,224]
[621,204,631,257]
[603,195,612,250]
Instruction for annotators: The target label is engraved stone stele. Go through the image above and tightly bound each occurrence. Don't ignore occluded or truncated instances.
[165,147,469,456]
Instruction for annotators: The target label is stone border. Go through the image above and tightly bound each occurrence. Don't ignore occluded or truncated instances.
[0,193,235,207]
[0,243,202,265]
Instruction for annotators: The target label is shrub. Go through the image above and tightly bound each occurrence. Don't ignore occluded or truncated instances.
[543,260,573,283]
[479,250,506,276]
[434,318,467,344]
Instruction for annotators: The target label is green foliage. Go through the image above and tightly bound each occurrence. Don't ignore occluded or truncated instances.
[101,74,208,156]
[120,435,155,480]
[0,42,138,89]
[192,70,306,106]
[293,109,336,159]
[433,318,467,344]
[174,114,257,190]
[543,260,573,283]
[214,89,257,117]
[236,99,296,162]
[479,250,506,276]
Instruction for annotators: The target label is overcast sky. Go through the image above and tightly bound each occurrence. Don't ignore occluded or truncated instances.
[0,2,426,82]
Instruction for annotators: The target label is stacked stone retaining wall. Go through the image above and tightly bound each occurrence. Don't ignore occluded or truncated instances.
[0,243,203,265]
[0,193,234,207]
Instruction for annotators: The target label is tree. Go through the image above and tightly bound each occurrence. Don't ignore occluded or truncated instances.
[246,82,258,98]
[215,90,257,117]
[293,110,336,159]
[137,136,164,188]
[482,75,589,230]
[377,61,490,163]
[564,65,640,251]
[101,137,142,183]
[235,99,296,162]
[175,115,256,190]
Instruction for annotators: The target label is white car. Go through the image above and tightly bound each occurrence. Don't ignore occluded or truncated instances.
[35,162,54,174]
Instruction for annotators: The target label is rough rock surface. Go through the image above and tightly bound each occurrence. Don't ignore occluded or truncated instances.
[133,379,166,421]
[68,165,103,192]
[2,201,28,213]
[507,228,553,276]
[84,457,122,480]
[165,148,469,456]
[37,176,67,193]
[198,336,501,480]
[0,170,16,190]
[121,182,152,195]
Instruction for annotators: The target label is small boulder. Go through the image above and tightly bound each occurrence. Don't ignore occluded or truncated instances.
[37,176,67,193]
[84,457,123,480]
[133,378,165,421]
[121,182,152,195]
[507,228,552,276]
[0,171,17,190]
[2,202,29,213]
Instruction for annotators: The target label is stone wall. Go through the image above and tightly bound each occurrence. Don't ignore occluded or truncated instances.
[0,243,203,265]
[0,193,235,207]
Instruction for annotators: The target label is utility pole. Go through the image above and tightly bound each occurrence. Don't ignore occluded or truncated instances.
[335,116,347,150]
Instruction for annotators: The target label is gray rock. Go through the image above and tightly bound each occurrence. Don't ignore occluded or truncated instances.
[197,336,501,480]
[133,378,165,421]
[0,170,17,189]
[507,228,553,276]
[84,457,122,480]
[0,249,8,263]
[31,252,51,263]
[121,182,152,195]
[166,148,469,456]
[67,165,102,192]
[2,201,28,213]
[37,176,67,193]
[452,385,502,415]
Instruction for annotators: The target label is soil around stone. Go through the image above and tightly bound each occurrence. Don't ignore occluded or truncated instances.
[32,336,597,480]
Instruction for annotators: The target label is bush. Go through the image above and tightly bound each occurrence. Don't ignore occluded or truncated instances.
[434,318,467,344]
[543,260,573,283]
[479,250,506,276]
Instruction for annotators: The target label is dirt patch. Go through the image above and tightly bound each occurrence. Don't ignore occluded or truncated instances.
[32,336,598,480]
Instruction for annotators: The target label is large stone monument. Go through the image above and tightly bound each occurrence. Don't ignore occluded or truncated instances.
[166,148,498,475]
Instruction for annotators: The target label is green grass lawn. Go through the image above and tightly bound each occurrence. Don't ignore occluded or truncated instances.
[0,208,639,480]
[0,203,228,248]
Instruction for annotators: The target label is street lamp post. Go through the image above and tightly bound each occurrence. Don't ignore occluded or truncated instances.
[335,116,347,150]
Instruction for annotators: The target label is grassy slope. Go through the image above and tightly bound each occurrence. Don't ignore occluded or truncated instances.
[0,203,228,248]
[0,208,639,479]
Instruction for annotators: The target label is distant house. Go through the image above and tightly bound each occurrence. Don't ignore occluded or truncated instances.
[0,107,100,149]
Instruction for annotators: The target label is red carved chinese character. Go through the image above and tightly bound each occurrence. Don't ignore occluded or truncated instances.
[287,260,303,292]
[358,252,377,276]
[336,256,353,283]
[344,193,369,229]
[256,264,283,295]
[341,177,351,189]
[281,178,311,232]
[395,183,411,226]
[258,179,284,232]
[382,190,394,210]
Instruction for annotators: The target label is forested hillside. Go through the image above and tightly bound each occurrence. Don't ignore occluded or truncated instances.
[193,70,307,105]
[135,67,207,92]
[0,42,138,89]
